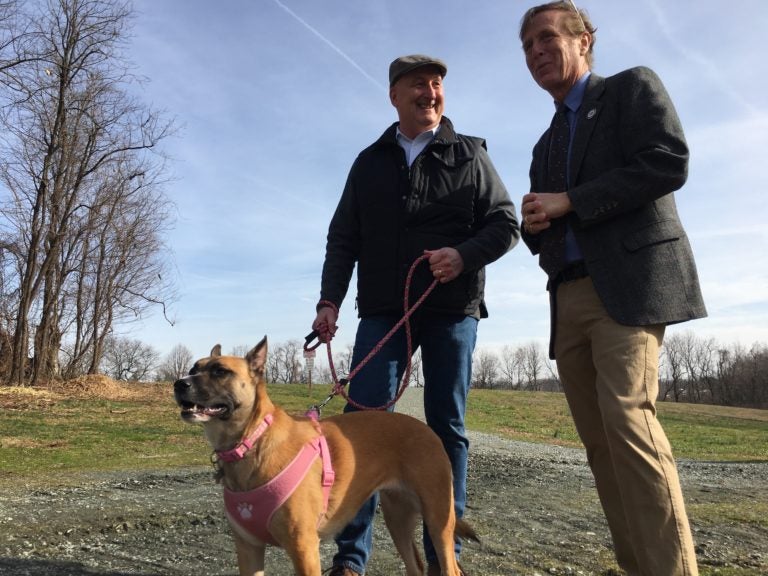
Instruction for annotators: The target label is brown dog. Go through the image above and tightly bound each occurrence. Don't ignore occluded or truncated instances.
[173,337,477,576]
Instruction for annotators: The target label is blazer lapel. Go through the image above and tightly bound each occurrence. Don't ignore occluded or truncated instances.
[569,74,605,187]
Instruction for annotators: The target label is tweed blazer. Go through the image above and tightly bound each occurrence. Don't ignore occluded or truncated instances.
[523,66,706,328]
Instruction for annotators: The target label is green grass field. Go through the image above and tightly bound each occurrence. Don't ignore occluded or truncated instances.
[1,382,766,484]
[467,389,768,462]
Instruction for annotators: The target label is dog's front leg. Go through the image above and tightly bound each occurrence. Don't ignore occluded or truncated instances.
[283,531,322,576]
[233,532,266,576]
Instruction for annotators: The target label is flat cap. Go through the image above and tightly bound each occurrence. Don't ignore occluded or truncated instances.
[388,54,447,87]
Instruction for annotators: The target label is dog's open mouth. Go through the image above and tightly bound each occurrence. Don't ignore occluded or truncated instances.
[179,401,228,421]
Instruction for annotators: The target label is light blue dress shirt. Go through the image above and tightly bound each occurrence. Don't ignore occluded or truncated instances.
[560,71,591,264]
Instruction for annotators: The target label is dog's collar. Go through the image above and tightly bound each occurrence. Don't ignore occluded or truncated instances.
[216,413,274,462]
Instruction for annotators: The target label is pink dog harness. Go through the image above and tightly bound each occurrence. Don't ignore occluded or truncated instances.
[218,413,335,545]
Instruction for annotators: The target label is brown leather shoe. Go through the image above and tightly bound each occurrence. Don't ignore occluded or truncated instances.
[426,562,468,576]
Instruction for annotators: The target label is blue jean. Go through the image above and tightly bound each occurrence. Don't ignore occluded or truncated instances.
[332,313,478,574]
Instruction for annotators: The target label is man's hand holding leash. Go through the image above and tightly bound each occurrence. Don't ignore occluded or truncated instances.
[312,304,338,344]
[425,247,463,284]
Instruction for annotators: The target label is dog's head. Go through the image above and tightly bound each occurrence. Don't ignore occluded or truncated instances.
[173,336,271,444]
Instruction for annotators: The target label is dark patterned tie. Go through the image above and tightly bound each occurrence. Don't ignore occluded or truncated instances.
[539,105,570,278]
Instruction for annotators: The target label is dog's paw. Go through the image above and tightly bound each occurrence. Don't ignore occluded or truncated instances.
[237,502,253,520]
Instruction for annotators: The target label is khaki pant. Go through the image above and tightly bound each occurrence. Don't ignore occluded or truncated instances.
[554,277,698,576]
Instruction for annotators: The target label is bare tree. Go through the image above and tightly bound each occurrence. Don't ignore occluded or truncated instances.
[100,335,157,381]
[405,348,423,387]
[520,341,545,391]
[660,333,686,401]
[266,339,303,384]
[714,342,768,408]
[660,331,713,402]
[264,341,280,384]
[229,344,251,358]
[658,334,768,408]
[472,348,499,389]
[683,334,716,403]
[331,344,354,383]
[0,0,42,86]
[540,354,561,392]
[712,345,736,406]
[0,0,175,384]
[156,343,193,382]
[499,345,520,390]
[311,362,332,388]
[739,343,768,407]
[498,344,522,390]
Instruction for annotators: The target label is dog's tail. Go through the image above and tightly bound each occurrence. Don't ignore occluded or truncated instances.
[455,518,480,543]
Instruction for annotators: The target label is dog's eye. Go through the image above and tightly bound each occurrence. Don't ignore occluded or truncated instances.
[210,365,230,378]
[189,365,199,376]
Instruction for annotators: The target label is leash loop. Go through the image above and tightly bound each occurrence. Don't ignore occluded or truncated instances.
[304,330,322,352]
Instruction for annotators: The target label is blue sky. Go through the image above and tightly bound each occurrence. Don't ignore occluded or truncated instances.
[127,0,768,361]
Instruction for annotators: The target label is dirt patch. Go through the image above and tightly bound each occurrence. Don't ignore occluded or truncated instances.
[46,375,152,401]
[0,376,152,411]
[0,386,60,411]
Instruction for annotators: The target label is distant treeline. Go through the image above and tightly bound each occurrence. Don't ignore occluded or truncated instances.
[34,331,764,411]
[263,331,767,410]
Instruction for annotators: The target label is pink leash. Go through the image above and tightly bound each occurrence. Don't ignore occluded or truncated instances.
[304,254,438,414]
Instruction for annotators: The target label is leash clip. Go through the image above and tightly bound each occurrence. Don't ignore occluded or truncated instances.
[306,376,349,420]
[305,405,321,420]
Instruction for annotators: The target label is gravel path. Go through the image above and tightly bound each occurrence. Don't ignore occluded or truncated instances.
[0,388,765,575]
[395,387,590,463]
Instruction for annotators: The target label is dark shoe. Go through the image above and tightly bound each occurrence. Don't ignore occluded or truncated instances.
[427,562,468,576]
[324,566,362,576]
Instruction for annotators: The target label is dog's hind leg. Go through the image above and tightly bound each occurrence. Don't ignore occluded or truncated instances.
[380,489,425,576]
[419,494,463,576]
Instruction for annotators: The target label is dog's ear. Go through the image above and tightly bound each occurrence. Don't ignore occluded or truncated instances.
[210,344,222,357]
[245,336,268,374]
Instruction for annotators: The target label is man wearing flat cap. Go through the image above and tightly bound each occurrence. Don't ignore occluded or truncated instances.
[311,55,519,576]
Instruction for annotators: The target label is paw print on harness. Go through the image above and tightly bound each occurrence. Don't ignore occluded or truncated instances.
[237,502,253,520]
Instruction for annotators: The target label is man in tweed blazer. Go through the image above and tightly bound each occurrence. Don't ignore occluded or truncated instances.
[519,2,706,575]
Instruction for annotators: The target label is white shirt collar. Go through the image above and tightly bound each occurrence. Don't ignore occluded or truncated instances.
[396,125,440,167]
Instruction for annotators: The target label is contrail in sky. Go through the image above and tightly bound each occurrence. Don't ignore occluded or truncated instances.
[644,0,757,116]
[272,0,386,92]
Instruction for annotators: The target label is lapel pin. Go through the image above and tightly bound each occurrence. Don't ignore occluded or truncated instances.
[586,107,597,119]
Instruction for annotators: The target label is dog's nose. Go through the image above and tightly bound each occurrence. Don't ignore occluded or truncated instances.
[174,378,191,393]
